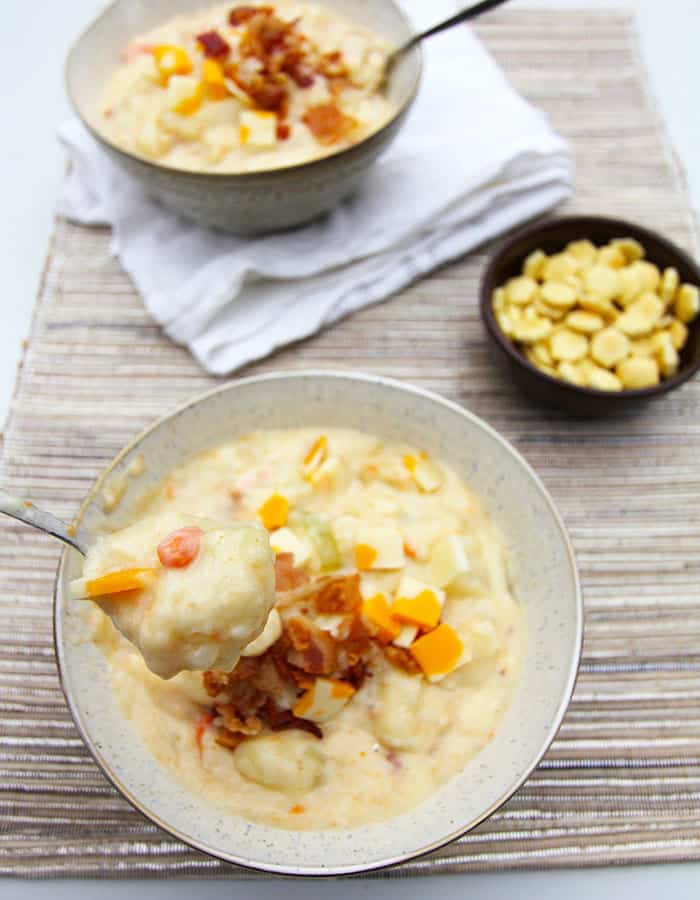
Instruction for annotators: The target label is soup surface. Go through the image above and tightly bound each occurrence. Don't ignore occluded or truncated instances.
[98,1,396,172]
[89,428,526,829]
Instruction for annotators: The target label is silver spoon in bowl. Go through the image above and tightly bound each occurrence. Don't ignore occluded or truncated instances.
[383,0,512,87]
[0,490,88,555]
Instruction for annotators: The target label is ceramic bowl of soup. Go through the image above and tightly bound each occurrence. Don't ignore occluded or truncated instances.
[54,370,582,876]
[65,0,422,234]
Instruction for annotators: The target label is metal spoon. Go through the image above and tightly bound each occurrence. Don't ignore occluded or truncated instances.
[0,490,88,555]
[383,0,512,86]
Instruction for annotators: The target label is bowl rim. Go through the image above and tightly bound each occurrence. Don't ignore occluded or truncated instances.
[480,214,700,402]
[64,0,424,182]
[53,369,583,877]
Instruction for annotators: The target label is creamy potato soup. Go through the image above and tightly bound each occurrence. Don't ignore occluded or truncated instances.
[98,2,395,173]
[87,428,525,830]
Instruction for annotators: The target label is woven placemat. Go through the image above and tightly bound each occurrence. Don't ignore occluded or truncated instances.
[2,9,700,879]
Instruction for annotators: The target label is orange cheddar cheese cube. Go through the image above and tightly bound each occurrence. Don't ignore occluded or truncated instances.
[391,575,445,631]
[392,589,442,630]
[202,58,228,100]
[353,526,405,570]
[302,435,328,480]
[362,593,400,642]
[258,494,289,530]
[410,623,464,682]
[70,567,157,601]
[355,543,378,571]
[403,451,443,493]
[153,45,192,85]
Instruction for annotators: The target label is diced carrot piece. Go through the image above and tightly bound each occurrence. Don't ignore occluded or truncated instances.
[157,526,203,568]
[194,711,215,761]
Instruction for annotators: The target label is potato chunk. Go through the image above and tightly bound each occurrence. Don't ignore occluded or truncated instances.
[234,732,324,792]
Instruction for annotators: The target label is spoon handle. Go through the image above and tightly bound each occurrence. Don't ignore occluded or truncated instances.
[402,0,511,52]
[0,490,87,555]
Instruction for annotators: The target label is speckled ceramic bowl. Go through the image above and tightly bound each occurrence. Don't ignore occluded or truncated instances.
[54,371,582,876]
[65,0,422,235]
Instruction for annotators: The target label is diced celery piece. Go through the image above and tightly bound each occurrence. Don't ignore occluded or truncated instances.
[288,509,341,572]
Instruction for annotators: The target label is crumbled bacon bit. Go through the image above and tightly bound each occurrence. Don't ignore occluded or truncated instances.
[269,645,299,685]
[383,645,422,676]
[197,29,230,58]
[275,552,309,591]
[227,657,263,682]
[338,612,373,664]
[216,703,263,736]
[215,729,245,750]
[303,103,356,146]
[339,657,370,690]
[314,574,361,614]
[321,51,346,77]
[277,121,291,140]
[229,5,272,26]
[224,5,350,134]
[286,616,312,651]
[244,77,288,113]
[203,669,230,697]
[287,627,337,675]
[285,60,315,88]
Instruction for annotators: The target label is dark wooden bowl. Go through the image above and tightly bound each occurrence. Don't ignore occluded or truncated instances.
[480,215,700,416]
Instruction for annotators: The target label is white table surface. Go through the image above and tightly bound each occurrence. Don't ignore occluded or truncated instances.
[2,1,699,896]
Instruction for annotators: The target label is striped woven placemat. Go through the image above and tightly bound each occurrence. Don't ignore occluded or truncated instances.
[2,9,700,878]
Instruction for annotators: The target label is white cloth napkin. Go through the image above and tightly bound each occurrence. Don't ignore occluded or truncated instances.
[59,0,574,375]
